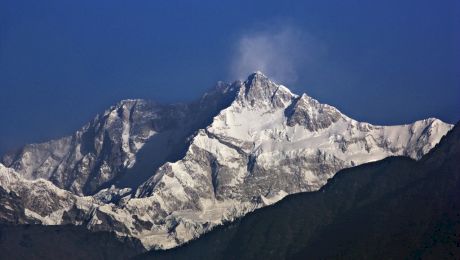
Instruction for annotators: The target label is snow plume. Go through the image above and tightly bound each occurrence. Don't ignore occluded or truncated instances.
[230,26,319,84]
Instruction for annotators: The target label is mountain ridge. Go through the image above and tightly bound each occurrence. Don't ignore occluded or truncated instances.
[138,121,460,259]
[0,72,453,250]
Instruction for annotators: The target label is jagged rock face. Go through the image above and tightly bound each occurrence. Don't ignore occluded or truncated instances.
[0,164,96,225]
[1,84,238,195]
[0,72,454,250]
[0,186,30,224]
[286,94,342,131]
[1,100,163,195]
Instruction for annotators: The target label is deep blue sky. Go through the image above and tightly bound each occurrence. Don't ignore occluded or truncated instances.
[0,0,459,155]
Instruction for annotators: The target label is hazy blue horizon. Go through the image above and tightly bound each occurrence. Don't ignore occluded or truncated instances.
[0,0,459,155]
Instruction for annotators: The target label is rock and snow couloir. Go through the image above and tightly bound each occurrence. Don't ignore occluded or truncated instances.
[0,72,453,250]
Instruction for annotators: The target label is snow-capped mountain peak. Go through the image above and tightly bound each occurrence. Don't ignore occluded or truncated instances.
[236,72,294,109]
[0,72,453,250]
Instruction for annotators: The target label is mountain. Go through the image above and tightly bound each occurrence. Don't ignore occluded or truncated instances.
[0,72,453,250]
[139,121,460,259]
[1,83,238,196]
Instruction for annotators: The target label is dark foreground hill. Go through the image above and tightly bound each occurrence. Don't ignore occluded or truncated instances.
[139,122,460,259]
[0,225,143,260]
